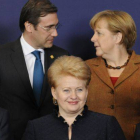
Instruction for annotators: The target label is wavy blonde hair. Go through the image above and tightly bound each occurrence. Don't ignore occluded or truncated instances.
[90,10,137,49]
[47,55,91,88]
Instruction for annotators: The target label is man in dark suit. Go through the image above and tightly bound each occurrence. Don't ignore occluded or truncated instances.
[0,107,10,140]
[0,0,69,140]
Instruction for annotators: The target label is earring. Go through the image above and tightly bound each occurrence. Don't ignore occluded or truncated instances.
[53,98,58,105]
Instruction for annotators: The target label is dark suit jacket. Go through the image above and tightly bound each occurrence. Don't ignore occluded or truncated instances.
[22,109,126,140]
[0,107,10,140]
[135,123,140,140]
[0,39,69,140]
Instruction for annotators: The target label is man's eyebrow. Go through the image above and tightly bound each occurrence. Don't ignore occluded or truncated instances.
[45,22,59,28]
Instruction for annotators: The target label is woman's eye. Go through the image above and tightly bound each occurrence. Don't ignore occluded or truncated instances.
[77,88,83,92]
[63,89,70,93]
[97,31,101,35]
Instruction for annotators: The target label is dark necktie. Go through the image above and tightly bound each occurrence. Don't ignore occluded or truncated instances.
[32,50,44,106]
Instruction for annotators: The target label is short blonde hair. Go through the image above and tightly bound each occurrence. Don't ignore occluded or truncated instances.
[90,10,137,49]
[47,55,91,88]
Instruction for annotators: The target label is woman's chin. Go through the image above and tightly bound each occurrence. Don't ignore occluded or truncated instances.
[96,52,103,57]
[66,106,84,114]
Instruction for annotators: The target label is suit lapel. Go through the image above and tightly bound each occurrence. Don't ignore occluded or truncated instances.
[39,47,55,105]
[92,57,114,89]
[115,51,140,87]
[40,45,65,106]
[10,39,36,104]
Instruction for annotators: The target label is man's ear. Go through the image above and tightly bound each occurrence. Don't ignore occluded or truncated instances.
[116,32,123,44]
[51,87,57,99]
[24,21,33,33]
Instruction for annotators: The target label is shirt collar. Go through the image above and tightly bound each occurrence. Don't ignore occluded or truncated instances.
[20,34,44,56]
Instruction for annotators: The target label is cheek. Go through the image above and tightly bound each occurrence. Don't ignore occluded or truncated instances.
[57,94,69,101]
[45,33,51,39]
[100,38,107,44]
[97,39,104,47]
[100,40,109,49]
[78,93,87,101]
[37,32,50,41]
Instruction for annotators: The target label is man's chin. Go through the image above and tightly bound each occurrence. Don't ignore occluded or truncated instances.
[44,43,53,48]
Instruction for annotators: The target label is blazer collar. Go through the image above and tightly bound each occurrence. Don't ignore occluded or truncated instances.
[91,51,140,89]
[91,56,114,89]
[115,51,140,87]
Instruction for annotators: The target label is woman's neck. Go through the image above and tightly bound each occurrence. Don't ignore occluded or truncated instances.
[103,46,129,67]
[58,107,84,140]
[59,108,83,126]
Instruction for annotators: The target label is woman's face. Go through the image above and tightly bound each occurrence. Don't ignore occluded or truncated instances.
[51,75,88,115]
[91,19,118,58]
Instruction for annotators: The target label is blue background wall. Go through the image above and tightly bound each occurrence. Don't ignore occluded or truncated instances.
[0,0,140,60]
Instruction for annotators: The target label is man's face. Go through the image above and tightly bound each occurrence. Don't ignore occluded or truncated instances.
[28,13,59,49]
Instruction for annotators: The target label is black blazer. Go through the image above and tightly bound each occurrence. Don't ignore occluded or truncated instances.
[135,123,140,140]
[0,39,69,140]
[22,109,126,140]
[0,107,10,140]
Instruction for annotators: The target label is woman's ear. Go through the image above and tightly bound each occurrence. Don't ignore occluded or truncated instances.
[51,87,57,99]
[116,32,123,44]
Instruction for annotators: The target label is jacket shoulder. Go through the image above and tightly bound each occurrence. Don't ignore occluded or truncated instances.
[85,57,102,66]
[46,45,69,55]
[87,110,114,120]
[30,114,55,126]
[86,111,125,139]
[0,39,20,54]
[86,110,122,129]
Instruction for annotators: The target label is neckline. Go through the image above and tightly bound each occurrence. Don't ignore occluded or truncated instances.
[104,55,131,70]
[53,105,88,126]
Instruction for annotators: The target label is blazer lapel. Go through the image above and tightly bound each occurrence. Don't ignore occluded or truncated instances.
[92,57,114,89]
[39,47,55,106]
[115,51,140,87]
[10,39,36,104]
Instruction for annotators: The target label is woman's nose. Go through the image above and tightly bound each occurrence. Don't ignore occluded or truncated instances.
[91,34,96,42]
[70,91,77,99]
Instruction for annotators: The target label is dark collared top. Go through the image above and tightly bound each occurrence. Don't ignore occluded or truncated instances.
[22,105,126,140]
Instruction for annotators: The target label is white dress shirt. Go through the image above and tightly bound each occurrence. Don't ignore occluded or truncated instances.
[20,35,45,88]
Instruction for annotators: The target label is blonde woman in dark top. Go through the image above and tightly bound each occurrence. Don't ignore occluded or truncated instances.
[22,55,125,140]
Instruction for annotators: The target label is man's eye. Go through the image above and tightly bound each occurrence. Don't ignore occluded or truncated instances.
[45,25,54,31]
[46,25,53,28]
[46,26,52,30]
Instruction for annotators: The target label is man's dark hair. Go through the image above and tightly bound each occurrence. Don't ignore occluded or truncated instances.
[19,0,58,32]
